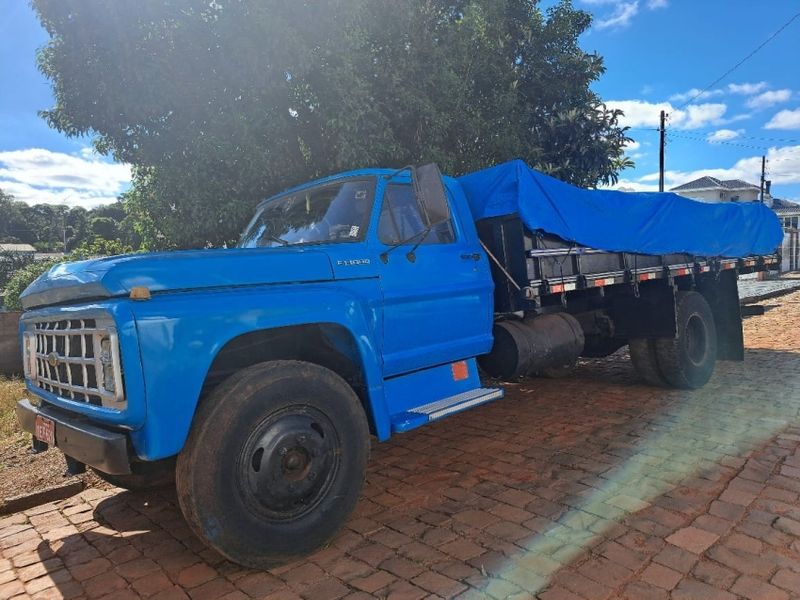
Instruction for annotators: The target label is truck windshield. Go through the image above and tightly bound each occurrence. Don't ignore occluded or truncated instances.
[239,179,374,248]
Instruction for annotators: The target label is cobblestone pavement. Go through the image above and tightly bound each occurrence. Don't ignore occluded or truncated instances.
[3,291,800,600]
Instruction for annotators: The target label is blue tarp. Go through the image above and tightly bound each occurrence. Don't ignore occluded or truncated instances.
[457,159,783,258]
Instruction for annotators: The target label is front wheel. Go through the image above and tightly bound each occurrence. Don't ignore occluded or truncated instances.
[175,361,370,569]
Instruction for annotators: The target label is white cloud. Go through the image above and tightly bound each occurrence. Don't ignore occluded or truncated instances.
[746,89,792,109]
[595,1,639,29]
[0,147,131,207]
[727,82,769,96]
[669,88,724,103]
[707,129,744,143]
[614,145,800,192]
[607,99,727,130]
[583,0,668,30]
[764,108,800,130]
[669,82,775,104]
[624,140,641,151]
[717,113,752,125]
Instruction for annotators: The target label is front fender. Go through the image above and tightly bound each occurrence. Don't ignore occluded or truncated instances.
[130,280,385,460]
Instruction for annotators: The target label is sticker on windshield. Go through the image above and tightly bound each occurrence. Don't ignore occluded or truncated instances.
[349,225,360,237]
[355,190,367,200]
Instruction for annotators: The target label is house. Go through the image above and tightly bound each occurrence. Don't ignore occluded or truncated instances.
[670,176,766,203]
[0,243,36,259]
[775,199,800,272]
[773,197,800,230]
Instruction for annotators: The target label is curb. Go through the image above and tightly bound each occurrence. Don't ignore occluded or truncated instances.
[0,479,85,516]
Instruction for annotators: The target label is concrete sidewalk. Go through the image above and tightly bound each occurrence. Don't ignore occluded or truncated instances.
[739,275,800,304]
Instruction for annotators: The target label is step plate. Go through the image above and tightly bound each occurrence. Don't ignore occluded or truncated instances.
[410,387,504,421]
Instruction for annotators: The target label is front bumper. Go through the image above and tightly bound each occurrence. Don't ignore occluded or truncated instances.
[16,398,132,475]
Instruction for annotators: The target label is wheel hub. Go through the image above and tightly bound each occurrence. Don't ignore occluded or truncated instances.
[238,409,339,520]
[685,313,708,366]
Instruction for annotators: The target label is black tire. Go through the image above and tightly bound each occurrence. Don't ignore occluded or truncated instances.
[655,291,717,389]
[175,360,370,569]
[629,338,667,386]
[92,458,175,491]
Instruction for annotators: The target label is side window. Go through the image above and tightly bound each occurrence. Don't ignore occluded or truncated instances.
[378,184,455,245]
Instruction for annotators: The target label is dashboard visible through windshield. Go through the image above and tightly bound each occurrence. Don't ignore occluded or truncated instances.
[239,179,375,248]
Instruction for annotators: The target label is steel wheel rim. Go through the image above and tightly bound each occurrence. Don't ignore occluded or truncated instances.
[236,405,341,521]
[685,313,708,366]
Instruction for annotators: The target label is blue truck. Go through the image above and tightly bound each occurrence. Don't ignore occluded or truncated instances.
[15,161,780,567]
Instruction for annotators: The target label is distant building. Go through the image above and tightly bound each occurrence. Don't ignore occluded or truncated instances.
[0,243,36,258]
[773,198,800,230]
[670,176,766,203]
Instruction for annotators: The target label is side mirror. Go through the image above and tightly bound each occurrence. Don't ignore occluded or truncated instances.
[412,163,450,227]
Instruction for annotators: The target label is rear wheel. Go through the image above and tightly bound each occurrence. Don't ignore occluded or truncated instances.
[176,360,370,569]
[655,291,717,389]
[629,338,667,386]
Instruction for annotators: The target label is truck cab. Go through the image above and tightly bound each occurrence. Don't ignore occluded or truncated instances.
[15,165,506,568]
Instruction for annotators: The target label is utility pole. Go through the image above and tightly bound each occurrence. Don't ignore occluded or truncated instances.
[658,110,666,193]
[759,155,766,202]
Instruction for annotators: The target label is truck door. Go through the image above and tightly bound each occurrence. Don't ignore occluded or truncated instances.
[375,180,494,377]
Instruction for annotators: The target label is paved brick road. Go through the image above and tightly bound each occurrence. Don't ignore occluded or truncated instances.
[3,291,800,600]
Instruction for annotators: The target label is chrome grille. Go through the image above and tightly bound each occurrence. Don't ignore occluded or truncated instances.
[23,316,125,408]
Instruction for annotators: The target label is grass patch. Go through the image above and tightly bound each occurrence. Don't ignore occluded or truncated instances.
[0,376,26,442]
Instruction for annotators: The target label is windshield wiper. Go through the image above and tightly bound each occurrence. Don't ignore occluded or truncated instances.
[265,235,290,247]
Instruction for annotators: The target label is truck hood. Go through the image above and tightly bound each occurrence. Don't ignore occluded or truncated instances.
[20,248,334,310]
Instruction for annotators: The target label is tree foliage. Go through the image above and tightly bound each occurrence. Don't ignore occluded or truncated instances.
[33,0,632,248]
[0,251,34,291]
[2,259,58,311]
[0,189,141,252]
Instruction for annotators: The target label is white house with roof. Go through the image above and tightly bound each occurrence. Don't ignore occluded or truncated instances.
[773,198,800,230]
[670,176,766,203]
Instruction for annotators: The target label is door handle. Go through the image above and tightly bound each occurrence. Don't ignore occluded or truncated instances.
[460,253,481,261]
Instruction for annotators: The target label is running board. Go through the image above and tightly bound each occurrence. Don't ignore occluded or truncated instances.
[390,387,504,433]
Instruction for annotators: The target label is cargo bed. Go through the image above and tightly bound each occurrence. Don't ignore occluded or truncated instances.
[476,215,779,314]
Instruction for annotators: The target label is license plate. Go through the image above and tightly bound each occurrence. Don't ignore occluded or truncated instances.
[34,415,56,446]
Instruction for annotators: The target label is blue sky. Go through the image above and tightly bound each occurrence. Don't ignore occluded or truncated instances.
[1,1,799,208]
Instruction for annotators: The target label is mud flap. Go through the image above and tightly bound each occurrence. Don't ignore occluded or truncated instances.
[697,270,744,361]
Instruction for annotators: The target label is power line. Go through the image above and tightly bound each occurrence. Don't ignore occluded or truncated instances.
[683,132,800,144]
[666,132,800,152]
[676,10,800,109]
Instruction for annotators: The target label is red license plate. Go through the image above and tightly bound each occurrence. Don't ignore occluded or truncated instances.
[34,415,56,446]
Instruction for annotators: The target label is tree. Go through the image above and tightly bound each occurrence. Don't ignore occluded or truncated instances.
[89,216,118,240]
[0,251,34,291]
[2,259,58,311]
[33,0,631,248]
[0,190,34,245]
